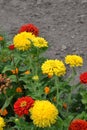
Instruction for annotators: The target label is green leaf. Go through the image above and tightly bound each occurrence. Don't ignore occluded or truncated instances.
[2,96,13,110]
[2,65,13,73]
[8,75,17,82]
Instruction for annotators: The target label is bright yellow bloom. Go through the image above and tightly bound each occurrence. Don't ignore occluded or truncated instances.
[0,116,5,130]
[13,32,35,51]
[33,37,48,48]
[32,75,39,81]
[65,55,83,67]
[41,59,66,77]
[29,100,58,128]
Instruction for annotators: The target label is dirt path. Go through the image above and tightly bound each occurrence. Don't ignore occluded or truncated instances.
[0,0,87,81]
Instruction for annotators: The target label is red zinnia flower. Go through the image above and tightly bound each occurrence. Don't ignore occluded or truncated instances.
[80,72,87,84]
[68,119,87,130]
[18,23,39,36]
[8,44,15,50]
[14,96,35,116]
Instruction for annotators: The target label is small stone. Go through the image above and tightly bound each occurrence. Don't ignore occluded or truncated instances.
[61,28,64,31]
[61,45,67,51]
[81,0,87,4]
[71,35,75,39]
[72,48,76,52]
[37,0,42,4]
[79,15,85,23]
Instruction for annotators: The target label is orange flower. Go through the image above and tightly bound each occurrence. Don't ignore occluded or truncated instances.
[0,36,4,41]
[63,103,67,109]
[16,87,22,93]
[44,86,50,94]
[11,68,18,74]
[0,109,8,116]
[24,70,30,75]
[48,74,53,78]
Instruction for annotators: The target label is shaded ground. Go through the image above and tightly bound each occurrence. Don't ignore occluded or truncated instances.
[0,0,87,81]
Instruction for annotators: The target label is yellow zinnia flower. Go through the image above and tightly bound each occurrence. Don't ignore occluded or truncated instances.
[13,32,35,51]
[65,55,83,67]
[33,37,48,48]
[29,100,58,128]
[41,59,66,77]
[0,116,5,130]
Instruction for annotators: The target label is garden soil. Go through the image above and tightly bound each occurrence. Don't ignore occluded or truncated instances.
[0,0,87,82]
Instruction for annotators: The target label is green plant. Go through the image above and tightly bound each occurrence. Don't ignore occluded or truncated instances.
[0,24,87,130]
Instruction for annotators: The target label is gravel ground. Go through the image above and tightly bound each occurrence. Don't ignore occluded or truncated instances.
[0,0,87,82]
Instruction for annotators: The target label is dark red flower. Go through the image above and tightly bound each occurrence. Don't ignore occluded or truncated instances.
[80,72,87,84]
[8,44,15,50]
[18,23,39,36]
[14,96,35,116]
[68,119,87,130]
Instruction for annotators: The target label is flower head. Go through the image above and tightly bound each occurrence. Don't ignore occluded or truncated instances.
[68,119,87,130]
[29,100,58,128]
[11,68,18,75]
[65,55,83,67]
[32,75,39,81]
[13,32,35,51]
[14,96,34,116]
[44,86,50,94]
[16,87,22,93]
[80,72,87,84]
[0,36,4,41]
[41,59,66,77]
[63,103,67,109]
[8,44,15,50]
[24,70,31,75]
[0,109,8,116]
[33,37,48,48]
[18,23,39,36]
[0,116,5,130]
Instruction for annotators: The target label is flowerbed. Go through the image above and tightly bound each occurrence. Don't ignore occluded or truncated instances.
[0,23,87,130]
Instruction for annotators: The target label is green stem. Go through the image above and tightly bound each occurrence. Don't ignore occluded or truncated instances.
[55,76,59,107]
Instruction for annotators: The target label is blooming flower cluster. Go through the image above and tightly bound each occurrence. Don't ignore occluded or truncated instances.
[0,23,86,130]
[13,31,48,51]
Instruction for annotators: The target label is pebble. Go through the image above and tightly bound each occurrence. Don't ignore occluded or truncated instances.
[81,0,87,4]
[37,0,42,5]
[61,45,67,51]
[71,35,75,39]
